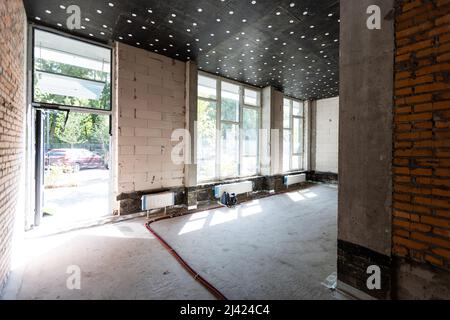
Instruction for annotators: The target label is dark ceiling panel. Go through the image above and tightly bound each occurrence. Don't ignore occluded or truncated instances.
[23,0,339,100]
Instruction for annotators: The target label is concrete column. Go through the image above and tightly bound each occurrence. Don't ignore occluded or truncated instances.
[260,86,272,177]
[338,0,395,299]
[272,89,284,175]
[185,61,198,209]
[303,100,311,171]
[260,86,284,177]
[308,100,317,172]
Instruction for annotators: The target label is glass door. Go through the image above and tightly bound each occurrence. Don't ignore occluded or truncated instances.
[35,109,111,229]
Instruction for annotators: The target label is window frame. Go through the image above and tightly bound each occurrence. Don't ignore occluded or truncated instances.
[197,72,261,183]
[31,26,113,112]
[283,97,305,172]
[241,87,260,179]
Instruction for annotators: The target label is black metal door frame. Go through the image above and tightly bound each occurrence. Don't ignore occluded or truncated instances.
[34,109,44,226]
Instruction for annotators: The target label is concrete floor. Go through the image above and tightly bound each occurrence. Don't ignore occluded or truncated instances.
[151,184,339,300]
[2,184,339,300]
[3,219,215,300]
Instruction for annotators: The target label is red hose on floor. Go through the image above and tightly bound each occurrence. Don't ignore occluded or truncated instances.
[145,217,228,300]
[144,185,315,300]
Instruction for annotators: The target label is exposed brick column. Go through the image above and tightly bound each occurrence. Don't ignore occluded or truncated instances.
[392,0,450,299]
[0,0,26,292]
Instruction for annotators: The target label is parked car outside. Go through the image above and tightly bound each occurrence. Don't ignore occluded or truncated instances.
[45,148,106,172]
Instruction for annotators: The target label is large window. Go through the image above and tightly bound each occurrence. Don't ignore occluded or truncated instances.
[197,74,261,182]
[283,98,305,172]
[33,29,112,110]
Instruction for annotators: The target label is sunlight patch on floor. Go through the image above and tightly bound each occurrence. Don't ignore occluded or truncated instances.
[179,218,208,235]
[178,203,264,235]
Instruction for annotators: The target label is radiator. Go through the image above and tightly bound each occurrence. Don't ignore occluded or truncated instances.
[141,192,175,211]
[214,181,253,199]
[284,173,306,187]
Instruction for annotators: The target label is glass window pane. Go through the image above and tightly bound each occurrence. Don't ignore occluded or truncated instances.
[243,129,258,156]
[242,156,258,177]
[293,101,303,116]
[197,100,217,181]
[283,129,291,172]
[293,117,303,154]
[244,89,258,106]
[283,102,291,128]
[220,123,239,178]
[35,71,106,100]
[221,82,240,122]
[292,156,302,170]
[34,29,111,110]
[243,108,258,130]
[243,108,258,156]
[198,75,217,99]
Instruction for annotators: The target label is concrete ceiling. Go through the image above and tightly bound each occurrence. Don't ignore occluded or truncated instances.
[23,0,340,100]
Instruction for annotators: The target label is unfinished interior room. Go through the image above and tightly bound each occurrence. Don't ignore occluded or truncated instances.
[0,0,450,302]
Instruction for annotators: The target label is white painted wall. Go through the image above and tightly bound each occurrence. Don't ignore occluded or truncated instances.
[315,96,339,173]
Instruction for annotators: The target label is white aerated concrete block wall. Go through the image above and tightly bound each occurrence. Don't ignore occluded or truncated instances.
[117,43,186,193]
[315,97,339,173]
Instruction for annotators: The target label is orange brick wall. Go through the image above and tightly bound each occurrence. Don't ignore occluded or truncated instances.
[0,0,25,291]
[394,0,450,269]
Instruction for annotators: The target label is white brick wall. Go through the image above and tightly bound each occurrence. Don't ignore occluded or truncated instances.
[315,97,339,173]
[117,43,186,193]
[0,0,25,291]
